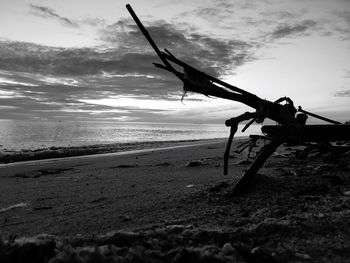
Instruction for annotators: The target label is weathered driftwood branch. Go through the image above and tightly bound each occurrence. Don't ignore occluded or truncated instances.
[126,4,183,80]
[230,137,285,195]
[126,4,348,194]
[298,107,342,125]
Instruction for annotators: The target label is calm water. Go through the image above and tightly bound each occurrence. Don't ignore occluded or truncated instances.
[0,120,262,151]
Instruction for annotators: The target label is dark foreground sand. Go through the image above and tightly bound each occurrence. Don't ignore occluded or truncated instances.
[0,138,350,262]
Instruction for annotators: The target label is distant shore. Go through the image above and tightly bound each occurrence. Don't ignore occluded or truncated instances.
[0,138,232,164]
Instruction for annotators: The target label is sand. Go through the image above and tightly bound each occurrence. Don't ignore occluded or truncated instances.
[1,138,350,262]
[0,139,233,236]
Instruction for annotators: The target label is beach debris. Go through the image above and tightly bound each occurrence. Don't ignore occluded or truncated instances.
[343,190,350,197]
[126,3,350,194]
[250,246,278,262]
[186,159,208,167]
[155,162,171,166]
[39,168,73,175]
[233,244,278,263]
[235,159,252,165]
[14,168,73,179]
[221,243,235,256]
[207,181,230,194]
[312,164,335,173]
[32,168,73,178]
[14,173,29,178]
[295,252,312,260]
[0,202,28,213]
[98,231,139,246]
[113,164,138,168]
[119,215,132,222]
[32,206,53,211]
[277,169,298,177]
[90,197,109,203]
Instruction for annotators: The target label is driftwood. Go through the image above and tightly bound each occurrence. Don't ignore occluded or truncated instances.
[126,4,349,194]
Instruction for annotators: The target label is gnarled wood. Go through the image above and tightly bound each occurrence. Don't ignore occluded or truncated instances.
[126,4,348,194]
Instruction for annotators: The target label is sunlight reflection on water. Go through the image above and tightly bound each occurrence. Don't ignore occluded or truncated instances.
[0,120,262,151]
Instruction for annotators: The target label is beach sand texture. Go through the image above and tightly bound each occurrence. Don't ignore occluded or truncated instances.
[1,138,350,262]
[0,139,234,236]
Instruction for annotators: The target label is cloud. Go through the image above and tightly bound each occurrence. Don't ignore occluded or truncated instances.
[270,20,317,40]
[29,4,79,28]
[177,0,262,26]
[99,18,254,77]
[334,10,350,39]
[2,5,331,122]
[0,13,255,79]
[334,89,350,97]
[0,40,154,76]
[346,70,350,78]
[81,17,106,27]
[0,8,259,122]
[0,84,144,121]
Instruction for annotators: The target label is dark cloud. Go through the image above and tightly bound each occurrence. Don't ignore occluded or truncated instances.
[335,10,350,39]
[0,14,254,78]
[0,16,255,122]
[0,40,160,77]
[29,4,79,28]
[334,89,350,97]
[100,18,254,77]
[342,70,350,79]
[270,20,317,39]
[179,0,263,23]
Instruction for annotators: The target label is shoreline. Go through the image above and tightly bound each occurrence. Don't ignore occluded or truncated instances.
[0,137,236,165]
[0,138,231,168]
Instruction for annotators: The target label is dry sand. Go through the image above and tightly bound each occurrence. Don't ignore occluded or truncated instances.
[1,138,350,262]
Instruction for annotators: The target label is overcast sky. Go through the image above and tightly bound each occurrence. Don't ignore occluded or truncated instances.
[0,0,349,124]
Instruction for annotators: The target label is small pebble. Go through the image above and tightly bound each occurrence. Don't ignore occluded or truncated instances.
[119,215,132,222]
[221,243,235,256]
[295,252,311,259]
[343,191,350,196]
[236,159,252,165]
[186,160,206,167]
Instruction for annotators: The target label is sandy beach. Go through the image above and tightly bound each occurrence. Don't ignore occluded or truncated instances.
[1,138,350,262]
[0,139,233,236]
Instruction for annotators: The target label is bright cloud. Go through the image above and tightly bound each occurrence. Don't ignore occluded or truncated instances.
[0,77,38,87]
[80,96,207,111]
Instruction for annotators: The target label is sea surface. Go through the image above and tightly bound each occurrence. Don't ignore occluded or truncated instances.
[0,120,262,151]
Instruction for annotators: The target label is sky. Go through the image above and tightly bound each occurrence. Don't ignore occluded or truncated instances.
[0,0,349,124]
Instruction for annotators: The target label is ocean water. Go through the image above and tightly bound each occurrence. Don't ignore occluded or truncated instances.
[0,120,262,151]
